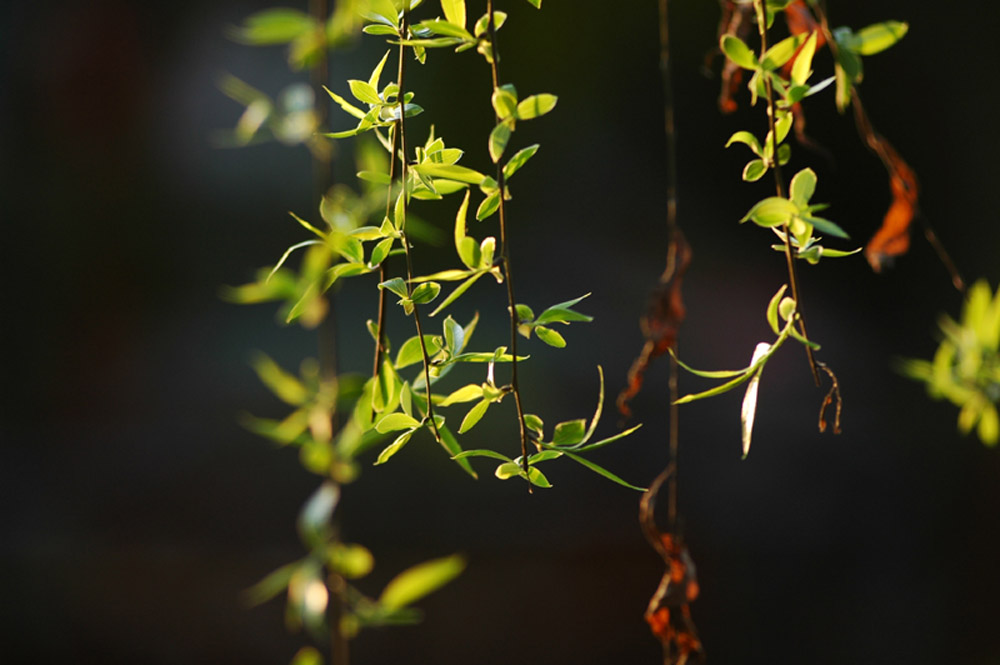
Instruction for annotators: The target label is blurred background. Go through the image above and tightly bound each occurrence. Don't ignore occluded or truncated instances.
[3,0,1000,663]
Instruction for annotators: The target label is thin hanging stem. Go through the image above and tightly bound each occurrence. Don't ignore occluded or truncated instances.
[487,0,531,487]
[393,12,444,444]
[754,0,820,387]
[813,0,965,294]
[657,0,681,532]
[372,125,398,381]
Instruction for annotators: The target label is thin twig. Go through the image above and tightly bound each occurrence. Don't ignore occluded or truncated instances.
[812,0,964,293]
[487,0,531,489]
[754,0,820,387]
[372,125,398,381]
[393,12,444,445]
[658,0,681,532]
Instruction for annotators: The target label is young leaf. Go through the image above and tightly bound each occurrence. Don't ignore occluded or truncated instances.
[348,79,382,106]
[439,384,484,406]
[375,412,421,433]
[741,197,797,227]
[741,344,771,459]
[515,94,557,120]
[440,0,467,28]
[443,316,465,355]
[473,11,507,37]
[524,413,544,438]
[503,144,539,180]
[552,419,586,447]
[726,131,763,157]
[429,271,486,316]
[379,555,466,610]
[458,398,491,433]
[476,190,501,221]
[360,0,400,28]
[789,167,817,206]
[437,424,478,478]
[766,284,789,335]
[368,50,391,90]
[488,123,511,163]
[379,277,409,298]
[411,281,442,305]
[534,325,566,348]
[374,429,415,465]
[452,448,513,463]
[536,294,593,324]
[494,461,521,480]
[525,466,552,488]
[760,32,806,70]
[853,21,908,56]
[369,237,395,267]
[720,34,757,70]
[563,451,645,491]
[791,31,818,86]
[395,335,443,369]
[250,353,309,406]
[491,84,518,119]
[743,160,767,182]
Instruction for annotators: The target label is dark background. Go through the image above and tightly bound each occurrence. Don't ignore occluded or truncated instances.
[3,1,1000,663]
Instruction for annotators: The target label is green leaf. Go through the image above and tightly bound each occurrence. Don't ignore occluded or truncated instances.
[395,335,443,369]
[361,0,400,28]
[453,191,478,268]
[552,419,586,446]
[244,560,300,606]
[563,452,645,491]
[720,34,757,70]
[326,543,375,579]
[726,131,763,157]
[458,398,491,433]
[741,196,797,227]
[791,31,818,86]
[413,163,488,185]
[443,316,465,355]
[374,429,415,465]
[379,277,409,298]
[473,11,507,37]
[801,215,850,239]
[393,188,406,230]
[357,170,393,185]
[494,461,521,480]
[413,19,473,40]
[476,190,501,221]
[440,0,467,28]
[574,423,643,453]
[250,353,309,405]
[503,144,539,180]
[363,23,399,35]
[853,21,908,56]
[290,647,323,665]
[452,448,512,463]
[766,284,789,335]
[488,123,511,163]
[525,466,552,488]
[437,424,478,478]
[742,159,767,182]
[515,304,535,322]
[524,0,541,8]
[430,271,487,317]
[379,555,466,610]
[789,167,817,206]
[536,294,593,324]
[491,84,518,119]
[349,79,382,106]
[368,50,391,90]
[515,94,557,120]
[534,325,566,347]
[741,343,771,458]
[369,237,394,267]
[761,32,806,70]
[375,413,421,433]
[231,8,316,45]
[524,413,544,438]
[439,384,484,406]
[411,281,441,305]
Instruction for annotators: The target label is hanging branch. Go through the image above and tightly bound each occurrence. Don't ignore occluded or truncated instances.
[486,0,531,486]
[810,0,965,293]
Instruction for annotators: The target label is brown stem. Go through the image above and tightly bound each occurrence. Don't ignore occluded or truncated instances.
[392,13,444,444]
[487,0,531,489]
[372,125,398,381]
[657,0,681,531]
[755,0,820,387]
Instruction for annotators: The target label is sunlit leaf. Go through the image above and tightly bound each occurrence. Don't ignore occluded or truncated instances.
[379,555,466,610]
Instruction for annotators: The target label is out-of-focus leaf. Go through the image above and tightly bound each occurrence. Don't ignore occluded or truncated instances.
[379,555,466,610]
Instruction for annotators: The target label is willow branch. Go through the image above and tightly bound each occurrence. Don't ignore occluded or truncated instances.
[486,0,531,487]
[755,0,820,386]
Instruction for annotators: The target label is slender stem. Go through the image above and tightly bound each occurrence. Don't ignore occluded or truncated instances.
[392,13,444,444]
[754,0,820,387]
[813,0,965,294]
[372,125,398,381]
[487,0,531,487]
[657,0,681,531]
